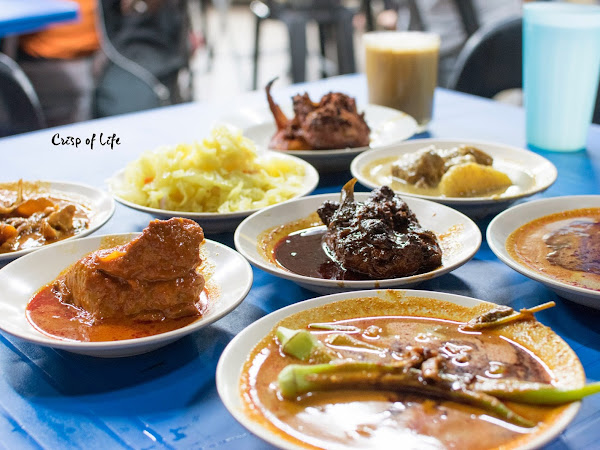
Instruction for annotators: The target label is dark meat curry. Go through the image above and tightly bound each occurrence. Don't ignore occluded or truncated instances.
[0,180,90,254]
[262,180,442,280]
[266,79,370,151]
[240,294,589,450]
[27,218,207,342]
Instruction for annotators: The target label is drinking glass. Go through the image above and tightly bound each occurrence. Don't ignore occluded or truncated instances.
[523,3,600,152]
[364,32,440,132]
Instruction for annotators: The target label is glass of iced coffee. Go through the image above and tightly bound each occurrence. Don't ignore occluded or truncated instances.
[364,32,440,132]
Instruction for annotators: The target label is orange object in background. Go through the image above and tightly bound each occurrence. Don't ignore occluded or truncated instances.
[19,0,100,59]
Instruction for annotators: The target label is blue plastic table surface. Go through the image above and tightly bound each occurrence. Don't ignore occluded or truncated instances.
[0,74,599,449]
[0,0,78,37]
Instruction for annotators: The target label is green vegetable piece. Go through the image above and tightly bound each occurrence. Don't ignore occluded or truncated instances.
[276,362,535,428]
[475,378,600,405]
[276,327,334,362]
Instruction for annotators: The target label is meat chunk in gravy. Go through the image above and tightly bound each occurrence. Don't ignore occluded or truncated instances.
[392,145,494,188]
[54,218,205,322]
[317,179,442,279]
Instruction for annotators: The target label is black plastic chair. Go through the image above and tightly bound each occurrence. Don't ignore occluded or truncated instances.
[0,53,46,138]
[446,16,522,99]
[250,0,356,90]
[447,16,600,124]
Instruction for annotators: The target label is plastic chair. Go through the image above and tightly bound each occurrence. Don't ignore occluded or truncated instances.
[0,53,46,138]
[446,16,522,99]
[250,0,356,90]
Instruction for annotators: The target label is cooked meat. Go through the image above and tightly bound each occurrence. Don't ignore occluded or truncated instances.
[392,148,446,187]
[545,219,600,275]
[317,179,442,279]
[0,180,90,253]
[47,204,76,231]
[392,145,495,188]
[266,78,370,150]
[55,218,205,322]
[95,217,204,281]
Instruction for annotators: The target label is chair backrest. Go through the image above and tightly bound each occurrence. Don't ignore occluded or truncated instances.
[0,53,46,138]
[447,16,600,125]
[446,16,522,99]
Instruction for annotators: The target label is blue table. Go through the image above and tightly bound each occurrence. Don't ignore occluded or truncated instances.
[0,0,79,37]
[0,74,599,449]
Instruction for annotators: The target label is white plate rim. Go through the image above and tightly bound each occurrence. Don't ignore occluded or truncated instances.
[234,192,482,290]
[350,138,558,205]
[107,150,320,219]
[0,180,115,261]
[0,232,253,354]
[216,288,581,450]
[487,195,600,301]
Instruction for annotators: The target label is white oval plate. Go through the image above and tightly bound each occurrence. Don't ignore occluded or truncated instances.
[351,139,557,218]
[0,180,115,261]
[0,233,253,357]
[221,104,417,172]
[234,192,481,294]
[487,195,600,309]
[108,151,319,234]
[216,289,580,450]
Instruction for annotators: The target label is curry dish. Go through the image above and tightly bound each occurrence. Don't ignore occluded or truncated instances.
[240,293,585,450]
[507,207,600,291]
[26,218,207,342]
[266,79,370,151]
[260,180,442,280]
[0,180,90,254]
[362,145,523,198]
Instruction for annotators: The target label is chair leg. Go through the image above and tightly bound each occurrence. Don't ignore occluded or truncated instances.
[285,18,307,83]
[318,23,328,78]
[335,11,356,75]
[252,16,261,90]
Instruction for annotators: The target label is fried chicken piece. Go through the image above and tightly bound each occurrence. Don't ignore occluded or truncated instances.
[317,179,442,279]
[266,78,370,150]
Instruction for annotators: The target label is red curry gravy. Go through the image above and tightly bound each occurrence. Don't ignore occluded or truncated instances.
[507,208,600,291]
[240,296,575,450]
[26,285,208,342]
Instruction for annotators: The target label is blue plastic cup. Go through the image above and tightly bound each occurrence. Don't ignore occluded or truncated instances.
[523,3,600,152]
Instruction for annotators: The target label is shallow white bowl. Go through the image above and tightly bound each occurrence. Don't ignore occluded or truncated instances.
[108,151,319,234]
[0,180,115,261]
[234,192,481,294]
[221,104,417,172]
[216,288,580,450]
[351,138,557,218]
[0,233,253,357]
[487,195,600,309]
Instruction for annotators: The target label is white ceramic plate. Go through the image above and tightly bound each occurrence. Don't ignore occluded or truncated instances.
[221,104,417,172]
[487,195,600,309]
[216,288,581,450]
[234,192,481,294]
[351,138,557,218]
[0,233,253,357]
[0,180,115,261]
[107,151,319,234]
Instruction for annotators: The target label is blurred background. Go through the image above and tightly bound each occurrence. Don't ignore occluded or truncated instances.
[1,0,599,136]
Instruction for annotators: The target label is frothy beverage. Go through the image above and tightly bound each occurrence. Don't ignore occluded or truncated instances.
[364,32,440,131]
